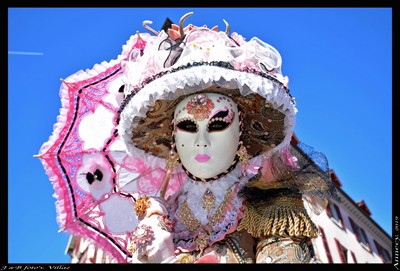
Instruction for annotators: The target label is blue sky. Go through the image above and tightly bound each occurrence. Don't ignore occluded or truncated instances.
[8,7,392,263]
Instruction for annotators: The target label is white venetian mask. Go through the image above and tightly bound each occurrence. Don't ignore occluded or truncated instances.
[173,92,240,179]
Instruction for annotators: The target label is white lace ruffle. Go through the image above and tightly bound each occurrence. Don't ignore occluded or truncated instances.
[38,32,143,155]
[37,31,150,237]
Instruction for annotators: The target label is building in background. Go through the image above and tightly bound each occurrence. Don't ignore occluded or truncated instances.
[310,170,392,263]
[291,134,392,264]
[65,235,117,264]
[65,135,392,263]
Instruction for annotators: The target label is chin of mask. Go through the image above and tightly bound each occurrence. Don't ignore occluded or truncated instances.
[174,92,240,179]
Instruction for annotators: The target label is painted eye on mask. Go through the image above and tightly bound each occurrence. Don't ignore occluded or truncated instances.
[207,109,232,132]
[207,119,231,132]
[176,119,198,133]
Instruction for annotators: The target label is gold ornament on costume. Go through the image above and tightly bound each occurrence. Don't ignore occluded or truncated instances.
[178,254,196,263]
[128,243,136,254]
[166,150,180,169]
[134,195,151,218]
[178,185,236,252]
[202,189,216,212]
[237,145,251,170]
[194,228,211,255]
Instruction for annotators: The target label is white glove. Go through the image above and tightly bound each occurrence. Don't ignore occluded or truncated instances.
[134,215,177,263]
[144,196,169,218]
[131,196,178,263]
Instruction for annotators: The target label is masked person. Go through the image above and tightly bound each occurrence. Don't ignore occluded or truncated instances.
[118,12,339,263]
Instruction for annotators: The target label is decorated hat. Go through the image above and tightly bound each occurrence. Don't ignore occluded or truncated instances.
[118,12,297,166]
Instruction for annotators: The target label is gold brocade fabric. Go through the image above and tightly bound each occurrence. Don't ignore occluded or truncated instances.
[255,235,314,263]
[176,231,255,263]
[237,195,320,239]
[175,223,316,263]
[175,233,314,264]
[175,194,318,263]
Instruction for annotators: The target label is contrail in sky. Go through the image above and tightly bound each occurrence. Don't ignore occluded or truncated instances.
[8,51,44,56]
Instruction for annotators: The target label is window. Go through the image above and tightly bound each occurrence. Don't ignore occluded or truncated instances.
[350,251,357,263]
[334,238,348,263]
[326,202,345,228]
[374,240,392,263]
[319,227,333,263]
[348,217,371,250]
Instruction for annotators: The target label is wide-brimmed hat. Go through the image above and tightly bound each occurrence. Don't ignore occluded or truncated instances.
[118,12,297,164]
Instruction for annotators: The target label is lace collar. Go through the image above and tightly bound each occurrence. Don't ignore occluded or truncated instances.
[168,167,253,252]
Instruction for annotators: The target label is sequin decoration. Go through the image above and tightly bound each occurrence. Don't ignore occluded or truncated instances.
[186,93,215,121]
[134,195,151,218]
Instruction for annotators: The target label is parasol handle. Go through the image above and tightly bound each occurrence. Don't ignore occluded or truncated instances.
[160,168,172,199]
[160,151,180,199]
